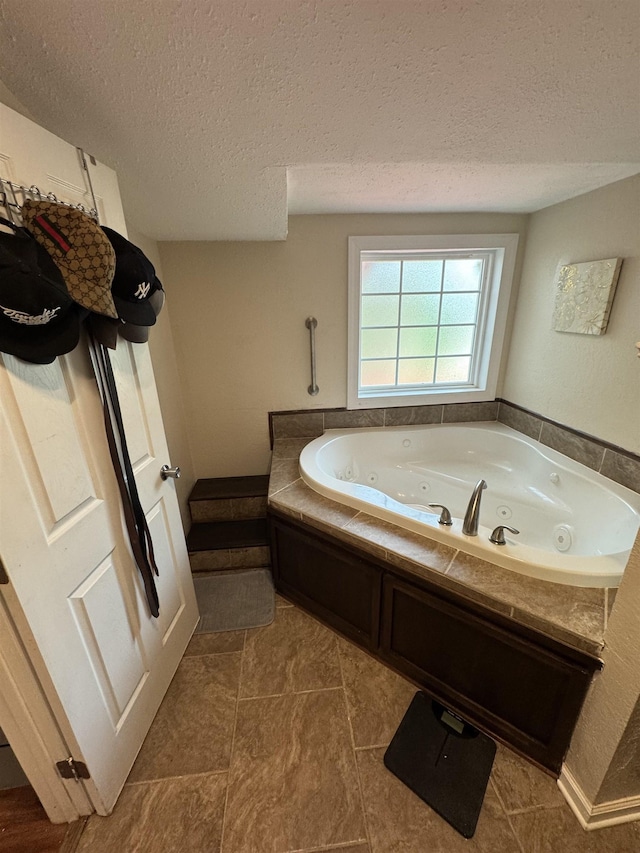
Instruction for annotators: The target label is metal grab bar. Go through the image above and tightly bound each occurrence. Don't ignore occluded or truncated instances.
[305,316,319,396]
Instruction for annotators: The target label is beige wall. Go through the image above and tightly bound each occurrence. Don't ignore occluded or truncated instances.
[508,175,640,813]
[565,528,640,809]
[159,212,528,478]
[125,226,196,531]
[597,694,640,804]
[503,175,640,455]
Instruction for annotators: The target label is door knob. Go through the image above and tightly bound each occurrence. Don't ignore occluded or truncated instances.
[160,465,181,480]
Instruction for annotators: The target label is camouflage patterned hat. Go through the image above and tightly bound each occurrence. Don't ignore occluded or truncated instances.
[21,200,117,318]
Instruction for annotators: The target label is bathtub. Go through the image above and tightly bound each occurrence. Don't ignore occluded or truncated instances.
[299,423,640,588]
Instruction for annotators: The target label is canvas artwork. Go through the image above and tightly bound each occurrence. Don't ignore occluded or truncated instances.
[552,257,623,335]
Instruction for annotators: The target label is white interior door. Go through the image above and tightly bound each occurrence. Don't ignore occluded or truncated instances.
[0,104,198,814]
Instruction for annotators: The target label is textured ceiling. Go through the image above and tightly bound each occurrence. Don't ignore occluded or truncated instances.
[0,0,638,240]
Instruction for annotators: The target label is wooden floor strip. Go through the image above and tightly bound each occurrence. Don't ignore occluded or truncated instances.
[0,786,70,853]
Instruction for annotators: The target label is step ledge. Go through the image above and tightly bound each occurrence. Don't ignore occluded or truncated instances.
[186,518,269,552]
[189,475,269,502]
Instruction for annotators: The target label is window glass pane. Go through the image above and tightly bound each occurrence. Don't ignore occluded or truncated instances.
[399,326,437,357]
[400,294,440,325]
[438,325,474,356]
[349,235,516,408]
[435,356,471,383]
[440,292,478,325]
[398,358,435,385]
[361,328,398,359]
[402,260,442,292]
[362,295,399,327]
[362,261,401,293]
[361,360,396,387]
[443,259,483,291]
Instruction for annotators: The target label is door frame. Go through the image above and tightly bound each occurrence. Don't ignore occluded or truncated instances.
[0,582,96,823]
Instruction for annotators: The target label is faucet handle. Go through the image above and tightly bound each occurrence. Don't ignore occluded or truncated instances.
[428,504,453,526]
[489,525,520,545]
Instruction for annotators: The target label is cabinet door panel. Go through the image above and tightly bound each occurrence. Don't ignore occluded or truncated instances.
[270,516,381,649]
[381,575,592,771]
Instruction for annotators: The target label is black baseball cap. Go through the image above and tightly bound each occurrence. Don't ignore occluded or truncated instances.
[88,312,120,350]
[119,287,165,344]
[0,219,84,363]
[102,227,162,326]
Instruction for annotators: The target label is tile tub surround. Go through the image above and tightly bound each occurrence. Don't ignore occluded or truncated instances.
[70,601,640,852]
[269,400,640,497]
[269,438,608,656]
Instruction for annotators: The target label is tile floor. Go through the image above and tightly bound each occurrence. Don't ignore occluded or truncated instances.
[72,596,640,853]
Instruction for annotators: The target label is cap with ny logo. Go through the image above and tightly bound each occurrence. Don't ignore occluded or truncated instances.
[101,227,162,327]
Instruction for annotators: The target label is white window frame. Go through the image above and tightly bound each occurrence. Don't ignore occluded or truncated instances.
[347,233,519,409]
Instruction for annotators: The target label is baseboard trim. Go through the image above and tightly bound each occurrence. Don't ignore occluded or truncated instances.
[559,765,640,830]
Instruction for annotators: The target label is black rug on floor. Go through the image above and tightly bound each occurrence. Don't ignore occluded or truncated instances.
[384,692,496,839]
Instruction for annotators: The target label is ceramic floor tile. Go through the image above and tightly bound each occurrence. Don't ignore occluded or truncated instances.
[128,653,241,782]
[240,606,342,698]
[222,690,367,852]
[190,499,235,522]
[445,551,605,649]
[271,480,360,530]
[490,744,565,812]
[189,550,232,571]
[271,438,315,460]
[356,747,520,853]
[338,640,416,748]
[76,773,227,853]
[509,804,640,852]
[271,411,324,440]
[66,598,636,853]
[228,545,271,568]
[184,630,245,656]
[344,512,455,573]
[275,592,294,608]
[268,459,301,496]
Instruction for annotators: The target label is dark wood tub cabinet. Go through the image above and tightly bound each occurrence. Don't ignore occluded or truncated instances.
[268,509,602,774]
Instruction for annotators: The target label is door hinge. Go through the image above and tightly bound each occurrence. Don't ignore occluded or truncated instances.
[56,757,90,781]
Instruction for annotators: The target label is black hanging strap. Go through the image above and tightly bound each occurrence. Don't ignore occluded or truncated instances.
[98,343,159,577]
[89,334,160,617]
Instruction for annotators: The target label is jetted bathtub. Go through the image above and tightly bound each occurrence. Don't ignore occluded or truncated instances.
[299,423,640,588]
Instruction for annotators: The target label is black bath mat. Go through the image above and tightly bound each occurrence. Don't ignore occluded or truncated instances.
[384,692,496,839]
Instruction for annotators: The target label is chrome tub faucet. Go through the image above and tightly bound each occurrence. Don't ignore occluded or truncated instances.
[463,479,487,536]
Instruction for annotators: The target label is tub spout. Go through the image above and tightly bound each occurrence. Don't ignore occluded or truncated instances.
[463,479,487,536]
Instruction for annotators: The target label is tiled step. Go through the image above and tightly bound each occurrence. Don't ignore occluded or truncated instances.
[187,518,270,573]
[189,475,269,523]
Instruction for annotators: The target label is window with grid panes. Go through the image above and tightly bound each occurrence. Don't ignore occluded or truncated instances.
[347,235,518,409]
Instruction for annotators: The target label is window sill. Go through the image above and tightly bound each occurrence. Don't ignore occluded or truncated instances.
[348,385,498,410]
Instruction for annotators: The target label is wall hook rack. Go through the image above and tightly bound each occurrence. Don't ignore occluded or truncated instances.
[0,164,99,224]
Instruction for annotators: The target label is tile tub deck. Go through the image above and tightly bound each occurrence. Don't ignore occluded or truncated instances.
[268,438,612,659]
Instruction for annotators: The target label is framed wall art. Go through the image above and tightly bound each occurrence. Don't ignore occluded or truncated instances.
[552,257,623,335]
